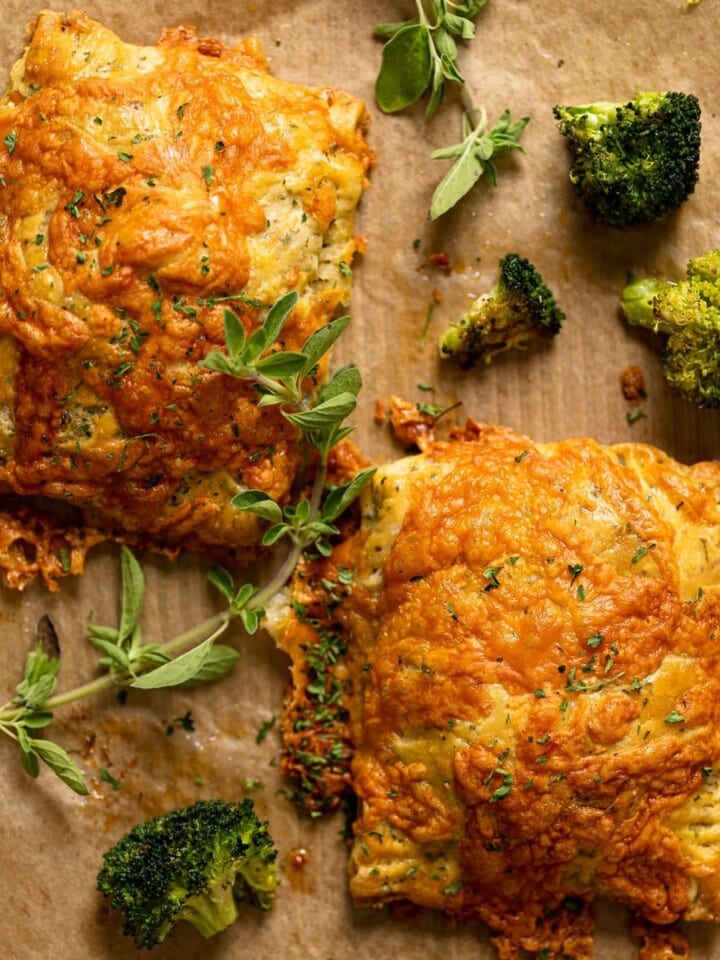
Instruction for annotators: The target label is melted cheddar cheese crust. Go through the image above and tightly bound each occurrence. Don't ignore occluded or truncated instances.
[0,11,371,582]
[341,423,720,959]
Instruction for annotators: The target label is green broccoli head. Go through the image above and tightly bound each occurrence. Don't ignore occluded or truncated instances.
[97,798,279,949]
[553,91,701,227]
[620,249,720,407]
[439,253,565,368]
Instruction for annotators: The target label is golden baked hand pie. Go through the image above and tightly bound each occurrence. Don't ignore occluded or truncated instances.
[278,421,720,959]
[0,10,372,587]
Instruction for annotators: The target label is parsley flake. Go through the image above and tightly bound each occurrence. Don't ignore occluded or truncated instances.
[664,710,685,724]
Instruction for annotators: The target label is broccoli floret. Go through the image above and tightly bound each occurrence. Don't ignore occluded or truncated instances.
[97,798,279,949]
[438,253,564,368]
[553,91,701,227]
[620,249,720,407]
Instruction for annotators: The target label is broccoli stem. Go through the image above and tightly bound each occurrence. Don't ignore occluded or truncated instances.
[439,315,475,359]
[564,102,619,130]
[181,884,240,939]
[620,278,667,332]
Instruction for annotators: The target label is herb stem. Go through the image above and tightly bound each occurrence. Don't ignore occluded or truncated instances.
[461,86,484,130]
[40,673,117,711]
[255,374,301,406]
[417,0,436,29]
[251,546,303,610]
[308,460,328,513]
[253,459,330,611]
[153,610,231,661]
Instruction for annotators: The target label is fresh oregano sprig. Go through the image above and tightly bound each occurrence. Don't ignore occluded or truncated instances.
[429,107,529,219]
[0,548,246,794]
[0,290,374,795]
[374,0,529,218]
[200,291,351,410]
[235,469,374,559]
[375,0,487,117]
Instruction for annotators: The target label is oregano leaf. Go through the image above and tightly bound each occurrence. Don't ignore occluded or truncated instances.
[429,130,485,219]
[16,673,58,710]
[19,640,59,689]
[180,644,239,686]
[254,350,307,379]
[255,392,285,408]
[31,738,89,795]
[20,745,40,779]
[426,57,447,119]
[88,635,132,672]
[130,638,215,689]
[374,19,418,40]
[261,523,291,546]
[119,546,145,643]
[239,608,262,635]
[131,645,171,673]
[232,582,258,610]
[199,350,238,376]
[284,392,357,431]
[325,424,356,446]
[300,314,351,373]
[444,12,476,38]
[313,538,333,557]
[286,498,311,525]
[319,364,362,402]
[207,565,235,600]
[434,26,458,60]
[244,290,298,360]
[454,0,488,18]
[232,489,283,523]
[223,308,247,358]
[16,724,33,754]
[21,711,54,729]
[375,23,432,113]
[87,624,120,644]
[322,468,376,523]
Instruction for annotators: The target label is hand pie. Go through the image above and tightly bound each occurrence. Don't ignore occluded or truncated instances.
[0,11,372,586]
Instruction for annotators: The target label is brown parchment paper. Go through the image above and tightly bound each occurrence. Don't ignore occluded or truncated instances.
[1,2,720,958]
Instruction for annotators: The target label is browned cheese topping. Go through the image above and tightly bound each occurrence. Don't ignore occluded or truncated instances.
[0,11,372,585]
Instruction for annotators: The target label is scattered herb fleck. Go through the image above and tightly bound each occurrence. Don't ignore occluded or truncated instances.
[99,767,122,790]
[256,716,276,744]
[627,408,647,424]
[631,543,655,564]
[664,710,685,724]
